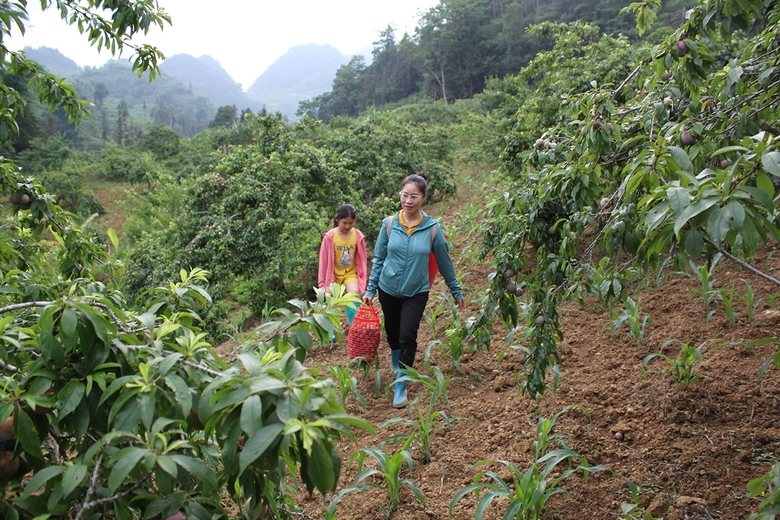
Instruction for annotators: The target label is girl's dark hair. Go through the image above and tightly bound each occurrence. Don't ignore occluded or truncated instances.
[334,204,358,226]
[400,172,428,197]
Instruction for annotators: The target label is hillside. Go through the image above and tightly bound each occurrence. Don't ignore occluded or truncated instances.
[282,167,780,520]
[160,54,259,111]
[246,43,350,119]
[21,46,81,78]
[21,43,348,124]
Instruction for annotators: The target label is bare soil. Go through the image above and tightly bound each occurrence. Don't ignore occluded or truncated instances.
[292,170,780,519]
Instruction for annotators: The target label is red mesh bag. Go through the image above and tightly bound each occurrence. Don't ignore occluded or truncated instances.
[347,305,381,362]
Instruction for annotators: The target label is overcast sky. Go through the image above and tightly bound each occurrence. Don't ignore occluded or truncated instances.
[9,0,440,89]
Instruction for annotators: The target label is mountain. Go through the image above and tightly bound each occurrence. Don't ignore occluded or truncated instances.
[22,46,82,78]
[160,54,259,111]
[74,60,216,138]
[246,43,351,119]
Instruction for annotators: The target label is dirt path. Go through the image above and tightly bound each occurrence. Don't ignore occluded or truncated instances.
[292,167,780,519]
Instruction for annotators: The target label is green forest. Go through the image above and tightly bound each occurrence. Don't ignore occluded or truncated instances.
[1,0,779,519]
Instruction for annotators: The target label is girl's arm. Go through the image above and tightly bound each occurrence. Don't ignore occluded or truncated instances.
[356,230,368,294]
[318,230,333,289]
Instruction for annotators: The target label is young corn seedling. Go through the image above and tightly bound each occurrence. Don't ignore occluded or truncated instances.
[450,406,611,520]
[642,338,710,386]
[345,435,426,513]
[610,297,650,346]
[380,397,462,464]
[320,363,366,410]
[424,293,452,362]
[396,365,455,409]
[688,254,723,312]
[424,294,475,372]
[739,280,764,326]
[717,289,738,328]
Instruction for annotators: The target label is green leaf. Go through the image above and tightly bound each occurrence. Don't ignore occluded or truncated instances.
[683,230,704,258]
[756,172,775,198]
[58,380,86,418]
[237,352,263,377]
[725,200,744,231]
[276,391,302,423]
[21,466,66,499]
[60,308,78,337]
[107,228,119,249]
[156,454,178,477]
[108,447,147,493]
[138,391,155,430]
[710,145,749,156]
[667,187,690,215]
[707,205,733,244]
[740,218,759,257]
[61,464,88,497]
[239,423,284,475]
[290,327,313,353]
[673,198,718,237]
[644,201,671,232]
[170,454,218,493]
[739,186,775,212]
[307,440,336,495]
[164,374,191,416]
[15,409,44,460]
[762,151,780,177]
[159,352,181,376]
[247,375,287,394]
[240,395,263,437]
[668,146,692,172]
[403,478,427,507]
[325,414,377,435]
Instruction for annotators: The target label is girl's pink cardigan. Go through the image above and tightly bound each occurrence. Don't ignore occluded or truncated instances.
[318,228,367,293]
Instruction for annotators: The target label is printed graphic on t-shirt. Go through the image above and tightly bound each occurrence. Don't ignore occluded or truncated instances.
[333,230,357,281]
[339,244,354,266]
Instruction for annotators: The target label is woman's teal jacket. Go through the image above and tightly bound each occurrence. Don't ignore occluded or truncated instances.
[365,212,462,301]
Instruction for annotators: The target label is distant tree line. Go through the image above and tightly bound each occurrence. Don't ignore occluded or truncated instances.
[298,0,694,121]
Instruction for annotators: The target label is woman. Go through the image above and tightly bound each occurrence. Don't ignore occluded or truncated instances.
[363,174,464,408]
[318,204,367,326]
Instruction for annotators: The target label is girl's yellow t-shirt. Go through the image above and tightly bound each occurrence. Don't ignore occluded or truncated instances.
[333,229,358,284]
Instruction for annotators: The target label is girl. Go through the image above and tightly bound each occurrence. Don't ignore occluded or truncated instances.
[318,204,367,325]
[363,174,464,408]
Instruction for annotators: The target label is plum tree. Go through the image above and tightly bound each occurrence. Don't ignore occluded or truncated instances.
[479,0,780,399]
[0,4,374,520]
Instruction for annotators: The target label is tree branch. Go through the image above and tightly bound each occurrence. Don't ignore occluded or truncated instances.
[706,240,780,288]
[612,60,648,99]
[73,452,105,520]
[0,300,147,334]
[0,301,51,314]
[0,359,20,373]
[75,455,149,520]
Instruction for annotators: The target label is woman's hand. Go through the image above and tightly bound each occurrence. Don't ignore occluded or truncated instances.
[455,298,465,312]
[363,295,374,305]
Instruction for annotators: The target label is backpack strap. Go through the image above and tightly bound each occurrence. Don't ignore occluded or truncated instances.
[387,214,438,251]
